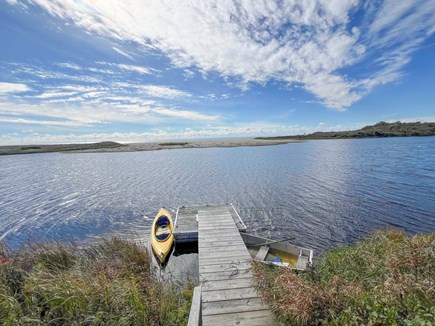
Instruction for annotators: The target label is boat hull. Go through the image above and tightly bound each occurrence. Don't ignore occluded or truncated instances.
[151,208,174,264]
[241,232,313,270]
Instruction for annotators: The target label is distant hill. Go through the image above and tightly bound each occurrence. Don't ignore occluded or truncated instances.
[256,121,435,140]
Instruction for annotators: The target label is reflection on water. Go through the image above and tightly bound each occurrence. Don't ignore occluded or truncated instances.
[0,137,434,258]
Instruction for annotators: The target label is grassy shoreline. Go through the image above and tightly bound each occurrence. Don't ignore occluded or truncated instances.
[253,230,435,325]
[0,238,193,325]
[2,230,434,325]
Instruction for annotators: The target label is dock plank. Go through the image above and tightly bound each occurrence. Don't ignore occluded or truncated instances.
[202,287,260,302]
[195,207,276,325]
[202,278,254,291]
[200,245,250,253]
[199,252,250,260]
[200,270,253,282]
[202,298,269,316]
[202,310,275,326]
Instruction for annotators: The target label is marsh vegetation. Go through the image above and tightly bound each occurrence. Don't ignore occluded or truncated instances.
[253,230,435,325]
[0,238,193,325]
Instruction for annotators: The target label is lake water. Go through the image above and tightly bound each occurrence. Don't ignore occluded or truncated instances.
[1,137,434,257]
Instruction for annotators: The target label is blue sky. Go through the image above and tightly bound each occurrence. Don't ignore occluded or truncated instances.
[0,0,434,144]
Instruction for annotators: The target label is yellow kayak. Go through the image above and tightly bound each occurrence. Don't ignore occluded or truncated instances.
[151,208,174,264]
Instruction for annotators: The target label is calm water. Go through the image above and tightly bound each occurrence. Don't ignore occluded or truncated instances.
[1,137,434,256]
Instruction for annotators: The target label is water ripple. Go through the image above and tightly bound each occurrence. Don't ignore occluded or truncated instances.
[0,137,434,254]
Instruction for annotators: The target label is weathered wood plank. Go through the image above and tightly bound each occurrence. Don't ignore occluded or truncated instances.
[201,277,254,291]
[187,286,201,326]
[198,225,237,230]
[199,253,250,261]
[199,235,245,242]
[202,298,269,316]
[199,230,241,237]
[202,287,259,302]
[195,207,276,325]
[199,240,244,246]
[198,225,239,231]
[199,214,232,218]
[199,258,251,266]
[199,236,245,242]
[199,251,250,259]
[199,216,234,221]
[199,245,249,253]
[199,247,248,255]
[202,310,276,326]
[255,246,270,261]
[199,251,249,259]
[200,270,253,282]
[199,262,251,274]
[198,237,244,246]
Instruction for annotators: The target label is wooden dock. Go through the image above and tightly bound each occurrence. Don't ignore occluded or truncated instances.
[193,206,276,326]
[174,204,247,244]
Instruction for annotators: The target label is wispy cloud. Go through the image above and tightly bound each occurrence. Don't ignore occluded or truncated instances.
[0,82,31,94]
[0,98,219,130]
[56,62,82,70]
[0,117,88,127]
[96,61,157,75]
[140,85,191,99]
[33,91,79,99]
[112,46,135,60]
[7,0,433,109]
[117,64,153,75]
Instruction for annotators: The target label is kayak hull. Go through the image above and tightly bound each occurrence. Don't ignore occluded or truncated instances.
[151,208,174,265]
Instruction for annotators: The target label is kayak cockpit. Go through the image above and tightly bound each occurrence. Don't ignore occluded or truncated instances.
[155,215,171,241]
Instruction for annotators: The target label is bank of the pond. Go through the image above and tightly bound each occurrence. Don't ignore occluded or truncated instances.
[253,230,435,325]
[0,238,193,325]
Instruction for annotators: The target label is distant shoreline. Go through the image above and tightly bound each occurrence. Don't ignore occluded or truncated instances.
[0,138,299,156]
[256,121,435,141]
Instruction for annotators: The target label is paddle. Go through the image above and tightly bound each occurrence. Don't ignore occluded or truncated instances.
[248,236,296,247]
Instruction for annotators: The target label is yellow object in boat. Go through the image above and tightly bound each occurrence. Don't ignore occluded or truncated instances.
[151,208,174,264]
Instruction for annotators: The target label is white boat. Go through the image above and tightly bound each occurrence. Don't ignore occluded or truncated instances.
[241,232,313,270]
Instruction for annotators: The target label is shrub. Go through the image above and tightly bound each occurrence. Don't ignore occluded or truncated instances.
[0,238,192,325]
[252,230,435,325]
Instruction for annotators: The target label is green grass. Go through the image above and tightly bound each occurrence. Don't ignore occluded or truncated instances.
[252,230,435,325]
[0,238,193,325]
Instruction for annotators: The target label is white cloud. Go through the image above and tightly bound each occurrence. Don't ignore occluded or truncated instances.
[95,61,157,75]
[386,117,435,123]
[117,64,154,75]
[56,62,82,70]
[0,117,88,127]
[0,82,31,94]
[140,85,191,99]
[33,91,78,99]
[9,0,433,110]
[112,46,135,60]
[0,99,218,129]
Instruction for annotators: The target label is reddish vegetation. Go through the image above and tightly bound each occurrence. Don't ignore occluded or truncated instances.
[253,230,435,325]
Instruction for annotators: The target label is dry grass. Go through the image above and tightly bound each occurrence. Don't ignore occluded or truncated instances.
[252,230,435,325]
[0,238,193,325]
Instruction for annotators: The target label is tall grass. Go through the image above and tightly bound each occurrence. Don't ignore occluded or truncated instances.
[0,238,193,325]
[252,230,435,325]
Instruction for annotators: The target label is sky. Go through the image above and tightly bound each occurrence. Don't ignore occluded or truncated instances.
[0,0,434,145]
